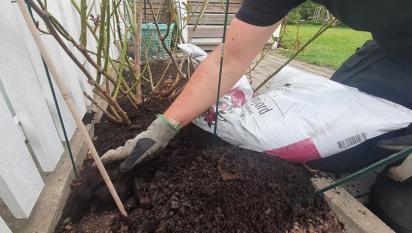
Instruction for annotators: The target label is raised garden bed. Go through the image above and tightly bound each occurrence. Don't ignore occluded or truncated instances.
[54,61,345,233]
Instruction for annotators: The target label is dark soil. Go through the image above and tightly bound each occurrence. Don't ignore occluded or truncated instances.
[55,61,344,233]
[55,97,344,233]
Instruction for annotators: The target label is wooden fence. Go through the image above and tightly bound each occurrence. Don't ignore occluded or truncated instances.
[0,0,108,231]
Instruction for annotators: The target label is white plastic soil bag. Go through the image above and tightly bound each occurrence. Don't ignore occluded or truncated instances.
[180,44,412,163]
[178,43,208,62]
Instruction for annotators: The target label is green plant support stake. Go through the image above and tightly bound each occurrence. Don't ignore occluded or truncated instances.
[213,0,230,135]
[298,146,412,202]
[25,1,78,177]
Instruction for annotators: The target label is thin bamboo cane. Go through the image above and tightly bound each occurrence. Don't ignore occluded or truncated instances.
[17,0,128,217]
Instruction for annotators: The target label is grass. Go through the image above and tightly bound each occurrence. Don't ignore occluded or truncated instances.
[279,24,372,69]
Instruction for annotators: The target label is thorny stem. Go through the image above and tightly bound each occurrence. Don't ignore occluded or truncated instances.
[48,12,138,100]
[147,62,155,90]
[161,57,186,96]
[123,0,137,36]
[36,0,192,115]
[133,0,143,103]
[113,29,129,98]
[96,0,108,83]
[103,0,111,89]
[162,1,174,40]
[127,61,150,94]
[48,15,114,83]
[104,2,111,70]
[71,0,139,106]
[86,0,96,19]
[153,60,171,90]
[27,0,131,124]
[147,0,186,79]
[173,0,186,43]
[109,0,122,18]
[246,46,273,75]
[104,2,113,115]
[254,17,336,92]
[112,0,123,48]
[79,0,87,47]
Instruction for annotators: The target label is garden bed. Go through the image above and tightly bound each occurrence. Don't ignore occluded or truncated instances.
[54,62,344,233]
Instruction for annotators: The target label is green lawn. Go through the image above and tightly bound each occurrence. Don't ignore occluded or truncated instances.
[279,24,372,69]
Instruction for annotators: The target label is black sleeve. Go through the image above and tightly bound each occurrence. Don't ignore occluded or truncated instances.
[236,0,305,26]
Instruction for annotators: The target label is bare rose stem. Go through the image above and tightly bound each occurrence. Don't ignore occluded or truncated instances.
[17,0,128,217]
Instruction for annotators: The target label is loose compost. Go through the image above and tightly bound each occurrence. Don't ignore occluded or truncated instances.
[55,62,344,233]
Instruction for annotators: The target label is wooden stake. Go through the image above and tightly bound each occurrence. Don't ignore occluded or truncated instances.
[17,0,128,217]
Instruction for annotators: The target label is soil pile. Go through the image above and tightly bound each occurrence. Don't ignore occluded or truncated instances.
[55,99,344,233]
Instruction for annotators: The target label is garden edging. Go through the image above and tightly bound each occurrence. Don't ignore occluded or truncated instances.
[312,177,394,233]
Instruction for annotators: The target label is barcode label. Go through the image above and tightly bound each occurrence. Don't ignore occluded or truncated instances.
[337,133,367,149]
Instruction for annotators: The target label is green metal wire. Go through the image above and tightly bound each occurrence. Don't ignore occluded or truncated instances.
[298,146,412,202]
[25,1,78,177]
[42,62,78,177]
[213,0,230,135]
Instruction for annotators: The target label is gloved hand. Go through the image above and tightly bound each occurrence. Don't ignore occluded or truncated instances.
[101,115,180,172]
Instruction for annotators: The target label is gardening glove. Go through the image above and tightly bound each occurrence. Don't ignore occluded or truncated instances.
[101,115,180,172]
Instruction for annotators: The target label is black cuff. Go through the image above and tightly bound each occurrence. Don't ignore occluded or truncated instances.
[236,6,282,27]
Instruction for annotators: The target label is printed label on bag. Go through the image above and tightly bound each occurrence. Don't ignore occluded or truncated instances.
[337,133,367,150]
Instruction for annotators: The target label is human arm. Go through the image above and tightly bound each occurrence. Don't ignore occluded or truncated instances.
[101,0,306,170]
[101,19,279,170]
[164,18,280,126]
[163,0,306,125]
